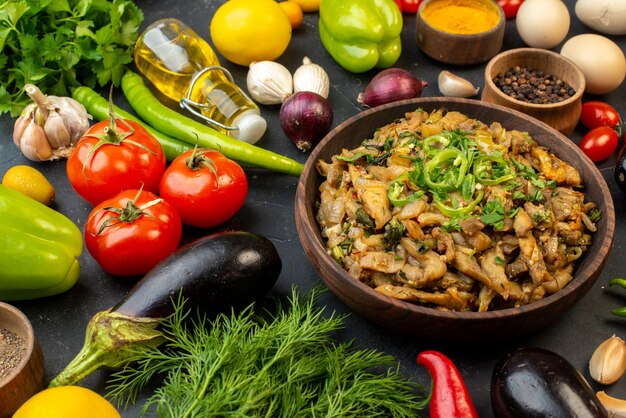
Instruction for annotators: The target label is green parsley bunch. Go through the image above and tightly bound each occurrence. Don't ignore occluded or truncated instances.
[0,0,143,115]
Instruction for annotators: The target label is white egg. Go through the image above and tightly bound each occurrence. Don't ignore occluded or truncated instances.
[575,0,626,35]
[560,34,626,94]
[516,0,570,49]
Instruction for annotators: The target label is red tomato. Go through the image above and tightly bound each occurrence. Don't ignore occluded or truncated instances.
[159,149,248,228]
[579,126,619,163]
[497,0,523,19]
[580,101,623,134]
[85,189,182,277]
[67,118,166,205]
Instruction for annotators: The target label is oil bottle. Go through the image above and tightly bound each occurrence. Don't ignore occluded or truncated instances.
[134,18,266,144]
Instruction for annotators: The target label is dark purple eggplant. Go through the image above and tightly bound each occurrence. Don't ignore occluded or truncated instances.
[49,231,281,387]
[491,347,608,418]
[114,231,282,318]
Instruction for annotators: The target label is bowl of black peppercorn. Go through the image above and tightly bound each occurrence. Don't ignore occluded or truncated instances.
[482,48,585,135]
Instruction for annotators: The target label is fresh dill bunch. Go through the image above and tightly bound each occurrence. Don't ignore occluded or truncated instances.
[106,287,429,417]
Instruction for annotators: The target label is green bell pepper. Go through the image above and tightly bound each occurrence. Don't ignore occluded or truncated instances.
[0,185,83,300]
[319,0,403,73]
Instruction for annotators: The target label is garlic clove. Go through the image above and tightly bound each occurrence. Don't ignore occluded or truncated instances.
[589,335,626,385]
[44,110,72,149]
[597,391,626,418]
[53,96,91,143]
[438,70,480,98]
[293,56,330,99]
[19,120,53,162]
[13,107,34,147]
[246,60,293,105]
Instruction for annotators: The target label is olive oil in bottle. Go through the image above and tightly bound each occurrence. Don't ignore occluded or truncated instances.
[134,18,266,144]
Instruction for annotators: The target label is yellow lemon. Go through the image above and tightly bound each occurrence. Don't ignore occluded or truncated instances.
[210,0,292,66]
[13,386,121,418]
[2,165,55,206]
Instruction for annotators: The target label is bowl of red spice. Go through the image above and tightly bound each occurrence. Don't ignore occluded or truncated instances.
[482,48,586,136]
[0,302,44,418]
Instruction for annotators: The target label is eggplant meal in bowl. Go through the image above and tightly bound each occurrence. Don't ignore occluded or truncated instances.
[314,108,600,312]
[295,98,614,341]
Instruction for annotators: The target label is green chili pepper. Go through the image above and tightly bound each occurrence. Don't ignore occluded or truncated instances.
[318,0,402,73]
[612,306,626,317]
[433,189,484,218]
[0,186,83,301]
[121,71,304,176]
[473,155,516,185]
[424,148,468,192]
[610,278,626,289]
[72,86,192,162]
[387,173,424,207]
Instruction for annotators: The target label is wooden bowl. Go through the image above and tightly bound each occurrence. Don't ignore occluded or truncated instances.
[295,97,614,343]
[416,0,505,65]
[0,302,44,418]
[482,48,586,136]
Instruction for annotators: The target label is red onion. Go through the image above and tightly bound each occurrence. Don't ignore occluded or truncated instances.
[357,68,428,108]
[279,91,333,152]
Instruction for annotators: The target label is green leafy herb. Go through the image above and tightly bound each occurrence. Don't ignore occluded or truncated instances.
[356,207,374,230]
[495,256,505,265]
[106,288,429,417]
[480,199,507,230]
[589,208,602,223]
[0,0,143,115]
[384,217,405,249]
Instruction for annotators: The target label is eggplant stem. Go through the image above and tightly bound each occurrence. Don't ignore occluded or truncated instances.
[49,310,165,387]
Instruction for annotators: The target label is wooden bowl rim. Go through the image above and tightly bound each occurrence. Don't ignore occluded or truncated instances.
[417,0,505,38]
[484,48,586,110]
[0,302,37,389]
[296,97,615,322]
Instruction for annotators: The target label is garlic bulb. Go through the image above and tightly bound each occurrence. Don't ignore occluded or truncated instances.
[246,61,293,105]
[293,57,330,99]
[13,84,91,161]
[438,70,480,98]
[589,335,626,385]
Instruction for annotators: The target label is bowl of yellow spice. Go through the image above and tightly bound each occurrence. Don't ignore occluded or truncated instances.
[416,0,505,65]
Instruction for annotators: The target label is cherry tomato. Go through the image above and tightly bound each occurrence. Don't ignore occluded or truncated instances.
[579,126,619,163]
[67,118,166,205]
[580,101,623,135]
[85,189,182,277]
[159,148,248,228]
[497,0,523,19]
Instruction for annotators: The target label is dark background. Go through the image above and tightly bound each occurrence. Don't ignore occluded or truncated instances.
[1,0,626,416]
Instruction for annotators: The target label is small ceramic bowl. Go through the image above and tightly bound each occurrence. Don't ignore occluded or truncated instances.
[0,302,44,418]
[416,0,505,65]
[482,48,586,136]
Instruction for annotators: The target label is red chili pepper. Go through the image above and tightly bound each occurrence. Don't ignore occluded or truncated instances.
[394,0,422,13]
[417,350,479,418]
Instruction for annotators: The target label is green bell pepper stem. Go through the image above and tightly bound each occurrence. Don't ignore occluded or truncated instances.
[319,0,402,73]
[473,155,516,185]
[433,189,484,218]
[0,186,83,300]
[387,173,425,207]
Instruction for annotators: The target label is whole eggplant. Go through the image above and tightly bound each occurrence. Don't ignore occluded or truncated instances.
[491,347,608,418]
[114,231,282,318]
[50,231,282,387]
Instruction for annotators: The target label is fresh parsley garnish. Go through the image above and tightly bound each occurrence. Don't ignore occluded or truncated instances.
[0,0,144,115]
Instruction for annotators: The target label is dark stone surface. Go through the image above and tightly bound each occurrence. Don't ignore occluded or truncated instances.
[1,1,625,416]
